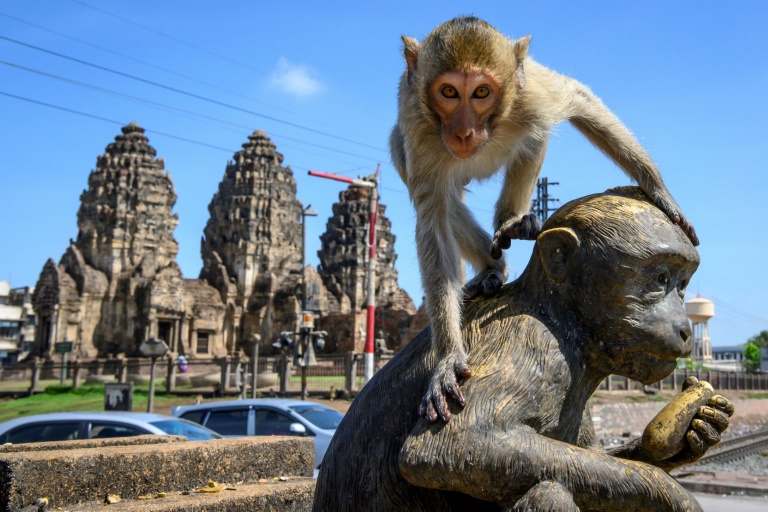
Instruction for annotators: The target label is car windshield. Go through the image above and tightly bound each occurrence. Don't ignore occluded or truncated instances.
[150,419,222,440]
[288,405,343,430]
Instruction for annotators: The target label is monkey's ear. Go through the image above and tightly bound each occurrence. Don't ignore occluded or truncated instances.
[401,36,420,87]
[537,227,580,283]
[513,35,532,61]
[513,35,531,89]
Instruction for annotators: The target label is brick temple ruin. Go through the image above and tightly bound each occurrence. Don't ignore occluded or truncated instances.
[31,123,418,360]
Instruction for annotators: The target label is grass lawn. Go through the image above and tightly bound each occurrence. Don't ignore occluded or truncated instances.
[0,384,207,423]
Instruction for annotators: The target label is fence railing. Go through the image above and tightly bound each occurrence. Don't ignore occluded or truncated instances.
[0,353,396,397]
[1,357,765,397]
[599,369,768,392]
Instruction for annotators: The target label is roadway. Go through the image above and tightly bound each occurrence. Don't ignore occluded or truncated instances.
[695,492,768,511]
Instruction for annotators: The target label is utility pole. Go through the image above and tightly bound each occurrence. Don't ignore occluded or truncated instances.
[309,165,380,385]
[531,177,560,222]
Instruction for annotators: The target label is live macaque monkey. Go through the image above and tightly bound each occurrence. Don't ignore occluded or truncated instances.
[390,16,699,422]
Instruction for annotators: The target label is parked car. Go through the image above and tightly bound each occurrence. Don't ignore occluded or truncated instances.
[171,399,343,471]
[0,412,222,444]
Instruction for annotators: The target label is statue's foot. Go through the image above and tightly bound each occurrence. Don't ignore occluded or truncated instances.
[419,354,472,423]
[510,481,579,512]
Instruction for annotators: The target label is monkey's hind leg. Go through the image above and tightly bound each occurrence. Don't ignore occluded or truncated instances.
[451,201,508,300]
[462,268,506,301]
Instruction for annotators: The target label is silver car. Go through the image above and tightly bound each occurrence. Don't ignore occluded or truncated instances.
[0,411,222,443]
[171,399,343,471]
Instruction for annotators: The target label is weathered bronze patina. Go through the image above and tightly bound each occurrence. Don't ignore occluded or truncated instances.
[313,187,733,512]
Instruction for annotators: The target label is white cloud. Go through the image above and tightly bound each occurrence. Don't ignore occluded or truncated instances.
[268,57,325,98]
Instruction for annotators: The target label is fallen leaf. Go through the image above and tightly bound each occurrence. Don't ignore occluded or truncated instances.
[104,494,121,504]
[196,484,226,493]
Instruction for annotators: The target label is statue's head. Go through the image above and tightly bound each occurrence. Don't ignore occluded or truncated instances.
[532,187,700,383]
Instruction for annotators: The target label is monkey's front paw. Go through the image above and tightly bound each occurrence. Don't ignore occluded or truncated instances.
[650,195,699,246]
[419,357,472,423]
[491,213,542,259]
[463,268,506,300]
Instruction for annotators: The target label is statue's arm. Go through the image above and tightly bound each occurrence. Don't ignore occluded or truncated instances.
[399,423,701,511]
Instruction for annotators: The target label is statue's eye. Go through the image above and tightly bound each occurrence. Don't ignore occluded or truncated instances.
[473,86,490,99]
[656,272,670,286]
[441,85,458,99]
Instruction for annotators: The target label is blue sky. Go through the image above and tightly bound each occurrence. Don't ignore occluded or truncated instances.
[1,1,766,347]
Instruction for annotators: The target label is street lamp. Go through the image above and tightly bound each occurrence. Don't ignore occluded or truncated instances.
[139,338,169,413]
[300,204,318,400]
[301,204,319,311]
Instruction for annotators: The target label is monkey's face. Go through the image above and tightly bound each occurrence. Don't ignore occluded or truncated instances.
[428,70,501,159]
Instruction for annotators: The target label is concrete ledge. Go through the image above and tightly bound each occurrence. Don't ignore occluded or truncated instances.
[0,434,187,453]
[0,437,314,510]
[74,478,316,511]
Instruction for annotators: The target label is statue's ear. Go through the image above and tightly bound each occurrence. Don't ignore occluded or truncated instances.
[537,227,580,283]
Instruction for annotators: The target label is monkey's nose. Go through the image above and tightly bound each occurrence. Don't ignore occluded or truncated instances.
[679,325,691,342]
[455,131,473,144]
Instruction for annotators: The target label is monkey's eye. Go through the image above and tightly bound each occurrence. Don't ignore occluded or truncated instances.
[440,85,459,99]
[473,86,491,99]
[656,272,670,286]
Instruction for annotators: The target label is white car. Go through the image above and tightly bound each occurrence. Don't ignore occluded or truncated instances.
[172,399,343,472]
[0,411,222,443]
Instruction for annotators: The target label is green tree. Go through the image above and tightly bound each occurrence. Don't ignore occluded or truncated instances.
[747,330,768,348]
[742,342,761,373]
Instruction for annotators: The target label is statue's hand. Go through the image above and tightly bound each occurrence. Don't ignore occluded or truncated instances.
[642,376,734,470]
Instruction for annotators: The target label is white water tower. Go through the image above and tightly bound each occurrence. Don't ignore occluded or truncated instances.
[685,296,714,362]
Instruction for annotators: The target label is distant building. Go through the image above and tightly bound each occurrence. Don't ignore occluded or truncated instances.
[707,344,745,372]
[0,281,36,363]
[711,344,745,362]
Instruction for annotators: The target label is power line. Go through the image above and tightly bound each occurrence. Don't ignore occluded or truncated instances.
[71,0,268,76]
[0,59,380,163]
[700,292,768,325]
[0,11,339,127]
[0,90,368,174]
[0,90,235,155]
[0,35,387,154]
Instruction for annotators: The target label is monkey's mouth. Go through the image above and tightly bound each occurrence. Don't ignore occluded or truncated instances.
[448,147,477,159]
[444,139,483,160]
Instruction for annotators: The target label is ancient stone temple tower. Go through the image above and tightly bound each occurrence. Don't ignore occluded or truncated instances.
[33,123,226,358]
[318,178,415,313]
[200,130,305,352]
[76,122,179,277]
[315,178,416,352]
